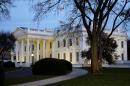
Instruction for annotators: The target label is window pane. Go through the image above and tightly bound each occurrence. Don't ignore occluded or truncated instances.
[58,41,60,48]
[121,41,123,48]
[70,52,72,62]
[76,52,79,62]
[64,53,66,60]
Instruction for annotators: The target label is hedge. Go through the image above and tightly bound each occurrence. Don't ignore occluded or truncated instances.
[32,58,72,75]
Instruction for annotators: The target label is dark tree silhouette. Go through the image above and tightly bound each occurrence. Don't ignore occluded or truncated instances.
[32,0,130,74]
[0,0,13,19]
[81,33,117,65]
[0,32,16,61]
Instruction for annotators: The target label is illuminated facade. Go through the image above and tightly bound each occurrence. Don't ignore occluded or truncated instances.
[12,27,128,67]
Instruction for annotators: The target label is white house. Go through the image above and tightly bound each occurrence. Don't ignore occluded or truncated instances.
[11,27,128,67]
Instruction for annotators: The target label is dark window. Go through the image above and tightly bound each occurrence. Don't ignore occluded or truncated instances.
[50,54,52,58]
[39,44,40,50]
[76,52,79,62]
[70,52,72,62]
[69,39,72,46]
[121,41,124,48]
[122,53,124,60]
[63,39,66,47]
[32,44,34,51]
[64,53,66,60]
[24,46,26,51]
[76,37,79,45]
[58,41,60,48]
[50,42,52,48]
[58,53,60,59]
[39,55,40,60]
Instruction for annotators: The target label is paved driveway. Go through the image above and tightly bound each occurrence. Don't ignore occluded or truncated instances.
[5,67,32,78]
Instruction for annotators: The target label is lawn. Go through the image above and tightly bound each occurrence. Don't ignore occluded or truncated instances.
[5,75,56,86]
[48,68,130,86]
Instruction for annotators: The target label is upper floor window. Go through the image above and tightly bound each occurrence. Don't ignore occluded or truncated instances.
[76,37,79,45]
[70,52,72,62]
[121,41,124,48]
[63,39,66,47]
[69,39,72,46]
[24,46,26,51]
[58,41,60,48]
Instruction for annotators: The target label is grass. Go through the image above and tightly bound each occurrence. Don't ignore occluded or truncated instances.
[5,75,56,86]
[4,67,18,72]
[48,68,130,86]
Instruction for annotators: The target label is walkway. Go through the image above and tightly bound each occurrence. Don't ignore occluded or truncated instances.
[5,67,32,78]
[12,68,88,86]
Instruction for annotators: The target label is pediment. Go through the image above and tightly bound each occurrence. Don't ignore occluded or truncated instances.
[13,27,27,39]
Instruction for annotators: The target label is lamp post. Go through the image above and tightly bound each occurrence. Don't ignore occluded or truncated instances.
[31,53,34,64]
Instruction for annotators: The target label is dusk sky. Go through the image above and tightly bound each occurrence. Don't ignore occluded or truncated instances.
[0,0,66,32]
[0,0,130,38]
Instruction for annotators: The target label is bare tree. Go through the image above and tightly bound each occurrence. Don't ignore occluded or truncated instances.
[0,0,13,20]
[32,0,130,74]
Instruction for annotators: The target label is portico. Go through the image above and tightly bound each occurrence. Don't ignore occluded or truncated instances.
[13,27,54,67]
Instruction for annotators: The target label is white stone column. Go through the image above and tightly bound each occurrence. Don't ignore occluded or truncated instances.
[36,39,40,61]
[21,40,24,62]
[27,38,30,63]
[15,41,19,62]
[43,40,46,58]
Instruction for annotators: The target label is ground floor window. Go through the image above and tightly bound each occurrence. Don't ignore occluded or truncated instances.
[58,53,60,59]
[76,52,79,62]
[70,52,72,62]
[64,53,66,60]
[50,54,52,58]
[122,53,124,60]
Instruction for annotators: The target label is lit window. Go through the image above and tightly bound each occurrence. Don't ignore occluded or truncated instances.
[58,41,60,48]
[76,52,79,62]
[63,39,66,47]
[64,53,66,60]
[121,41,124,48]
[70,52,72,62]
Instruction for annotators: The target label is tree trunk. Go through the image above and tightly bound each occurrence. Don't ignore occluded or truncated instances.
[91,34,100,74]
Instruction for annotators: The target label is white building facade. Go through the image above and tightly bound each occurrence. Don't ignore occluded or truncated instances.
[12,27,128,67]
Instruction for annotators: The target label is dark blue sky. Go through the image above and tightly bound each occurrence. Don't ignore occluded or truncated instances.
[0,0,66,32]
[0,0,129,38]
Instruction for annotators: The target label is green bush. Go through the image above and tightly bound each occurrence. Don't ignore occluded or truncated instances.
[32,58,72,75]
[3,61,15,68]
